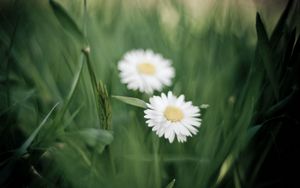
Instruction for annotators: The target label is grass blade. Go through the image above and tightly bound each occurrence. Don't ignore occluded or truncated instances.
[49,0,83,40]
[270,0,293,47]
[112,95,147,109]
[58,56,84,121]
[16,103,59,156]
[256,13,279,100]
[165,179,176,188]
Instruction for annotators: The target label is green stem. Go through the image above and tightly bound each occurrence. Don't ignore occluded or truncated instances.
[81,49,102,129]
[153,136,161,188]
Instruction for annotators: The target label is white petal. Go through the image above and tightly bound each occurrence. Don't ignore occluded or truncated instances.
[168,131,175,143]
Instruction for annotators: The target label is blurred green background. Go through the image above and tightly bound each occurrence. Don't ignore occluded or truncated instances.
[0,0,299,187]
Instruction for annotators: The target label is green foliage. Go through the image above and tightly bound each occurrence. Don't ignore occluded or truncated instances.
[165,179,176,188]
[64,128,113,154]
[0,0,298,187]
[49,0,83,41]
[112,95,147,109]
[0,103,58,186]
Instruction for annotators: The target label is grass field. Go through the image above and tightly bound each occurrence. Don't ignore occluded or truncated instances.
[0,0,299,187]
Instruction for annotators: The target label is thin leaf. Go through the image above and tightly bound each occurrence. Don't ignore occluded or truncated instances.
[165,179,176,188]
[256,13,279,100]
[265,87,297,117]
[112,95,147,108]
[270,0,293,47]
[16,103,59,156]
[63,104,83,129]
[247,124,262,141]
[216,154,234,185]
[0,104,58,187]
[256,13,269,44]
[50,57,84,135]
[282,28,296,68]
[49,0,83,40]
[0,89,35,116]
[59,57,84,120]
[290,31,300,66]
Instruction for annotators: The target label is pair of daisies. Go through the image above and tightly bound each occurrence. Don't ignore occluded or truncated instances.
[118,49,202,143]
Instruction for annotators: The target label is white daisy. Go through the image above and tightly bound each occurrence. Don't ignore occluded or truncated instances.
[144,91,201,143]
[118,49,175,94]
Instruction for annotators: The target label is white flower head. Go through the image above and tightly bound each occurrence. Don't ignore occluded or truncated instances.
[118,49,175,94]
[144,91,201,143]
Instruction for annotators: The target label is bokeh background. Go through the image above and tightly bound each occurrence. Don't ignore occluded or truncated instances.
[0,0,299,187]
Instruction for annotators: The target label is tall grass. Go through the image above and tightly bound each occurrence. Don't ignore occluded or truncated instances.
[0,0,299,187]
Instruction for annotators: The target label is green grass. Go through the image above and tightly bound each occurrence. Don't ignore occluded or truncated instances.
[0,0,298,187]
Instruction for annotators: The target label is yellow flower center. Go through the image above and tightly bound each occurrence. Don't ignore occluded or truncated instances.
[164,106,184,122]
[137,63,156,75]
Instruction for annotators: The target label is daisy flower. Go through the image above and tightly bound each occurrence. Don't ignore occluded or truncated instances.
[118,49,175,94]
[144,91,201,143]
